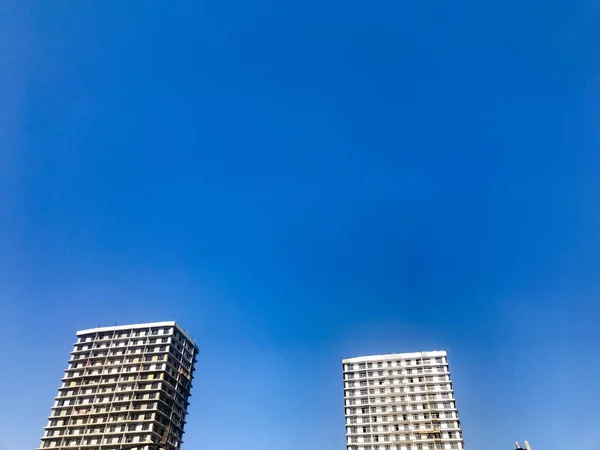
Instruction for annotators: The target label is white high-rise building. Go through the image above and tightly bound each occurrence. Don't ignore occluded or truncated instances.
[38,322,198,450]
[342,351,465,450]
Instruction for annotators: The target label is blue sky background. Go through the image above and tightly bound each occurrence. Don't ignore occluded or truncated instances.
[1,1,599,449]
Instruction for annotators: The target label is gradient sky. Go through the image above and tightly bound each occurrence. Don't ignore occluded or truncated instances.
[1,1,600,450]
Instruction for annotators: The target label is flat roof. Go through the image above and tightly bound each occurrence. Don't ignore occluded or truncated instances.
[76,321,198,351]
[342,350,447,363]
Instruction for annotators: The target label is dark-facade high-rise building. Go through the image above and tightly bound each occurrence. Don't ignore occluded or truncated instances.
[38,322,198,450]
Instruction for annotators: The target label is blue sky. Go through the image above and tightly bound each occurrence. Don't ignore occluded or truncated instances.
[1,1,599,449]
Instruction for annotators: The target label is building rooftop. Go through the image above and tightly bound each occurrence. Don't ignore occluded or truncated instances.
[342,349,447,363]
[76,321,198,351]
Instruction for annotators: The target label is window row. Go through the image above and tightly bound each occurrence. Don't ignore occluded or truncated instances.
[48,413,153,427]
[69,355,170,370]
[349,431,462,443]
[45,424,182,438]
[48,411,185,433]
[59,382,187,400]
[347,441,463,450]
[346,368,447,380]
[56,392,161,406]
[42,434,157,448]
[72,344,195,364]
[46,423,152,436]
[65,363,171,377]
[79,328,173,341]
[348,423,460,433]
[347,410,457,419]
[52,402,159,417]
[346,397,457,407]
[62,374,191,398]
[346,411,458,423]
[346,358,446,371]
[79,328,191,344]
[347,386,453,396]
[55,391,187,411]
[348,432,462,443]
[347,375,448,387]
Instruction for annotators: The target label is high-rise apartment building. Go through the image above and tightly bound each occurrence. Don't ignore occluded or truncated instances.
[342,351,465,450]
[38,322,198,450]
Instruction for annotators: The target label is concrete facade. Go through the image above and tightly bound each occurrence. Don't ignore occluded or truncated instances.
[343,351,465,450]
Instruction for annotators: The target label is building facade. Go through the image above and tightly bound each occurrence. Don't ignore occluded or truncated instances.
[342,351,465,450]
[38,321,198,450]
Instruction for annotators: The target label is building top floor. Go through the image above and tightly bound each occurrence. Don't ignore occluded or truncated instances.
[343,351,447,364]
[76,321,198,352]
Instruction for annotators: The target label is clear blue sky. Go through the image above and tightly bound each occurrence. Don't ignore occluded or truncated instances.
[1,1,599,449]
